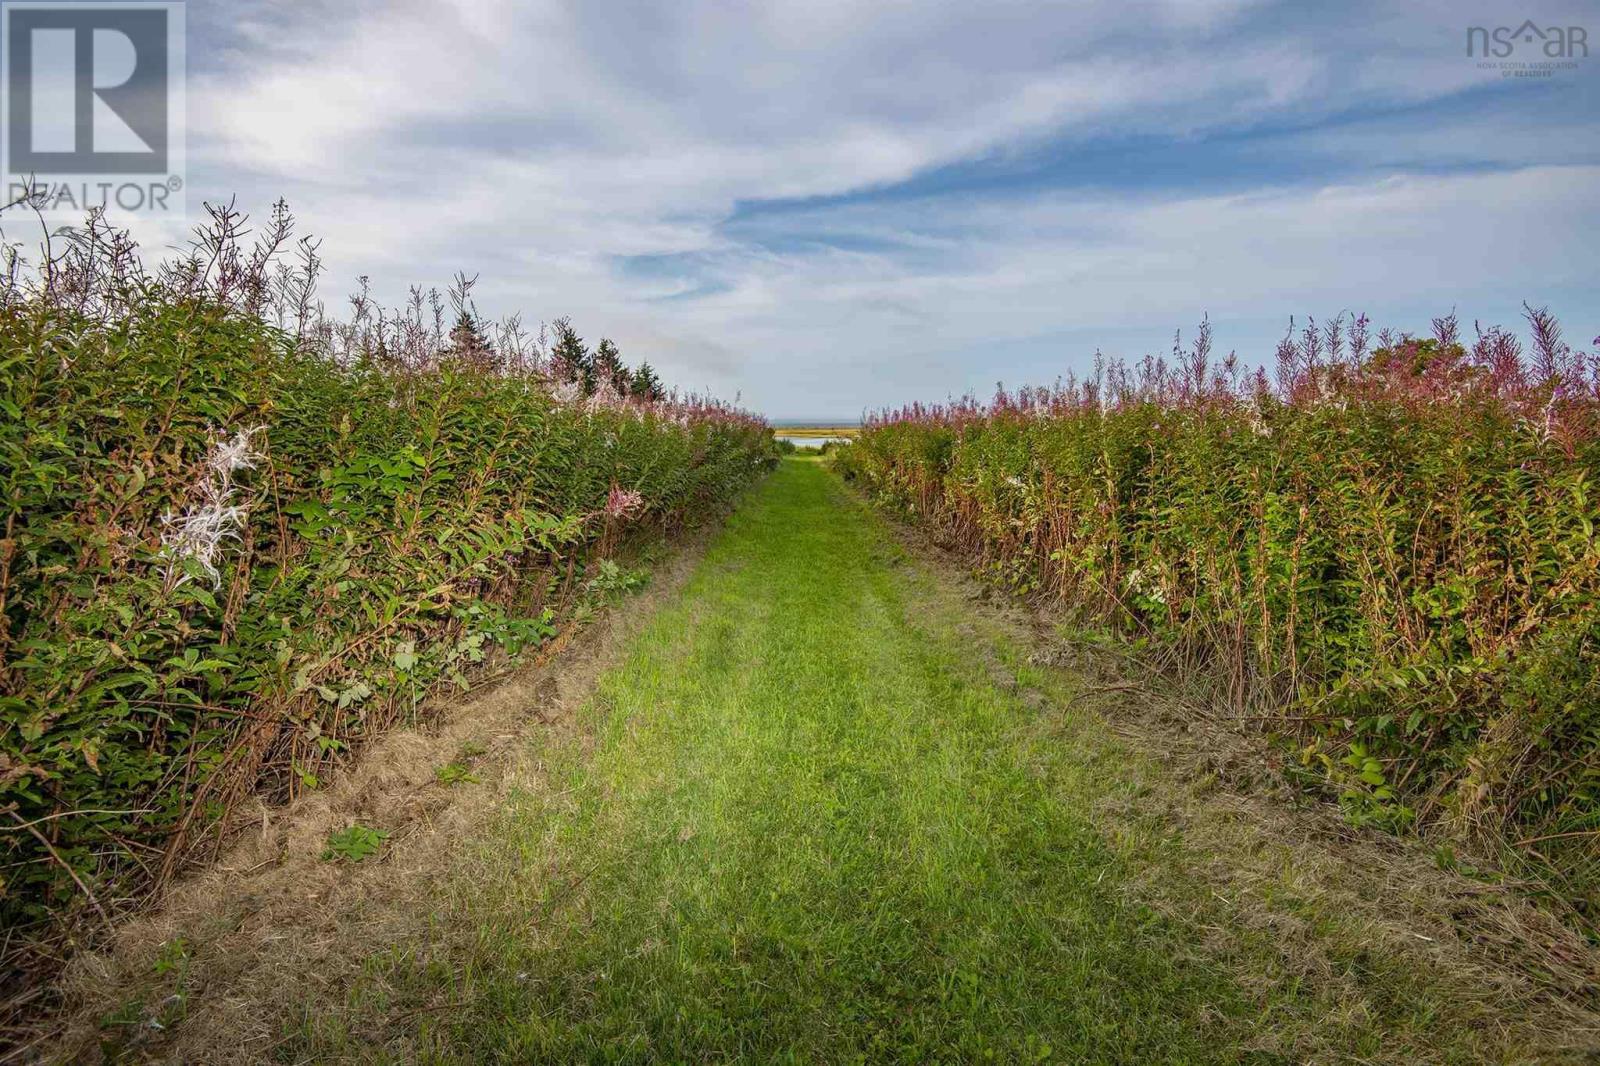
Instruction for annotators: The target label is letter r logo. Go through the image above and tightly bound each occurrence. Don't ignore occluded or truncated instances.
[3,4,170,173]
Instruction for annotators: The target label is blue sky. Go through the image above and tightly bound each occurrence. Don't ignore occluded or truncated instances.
[171,0,1598,418]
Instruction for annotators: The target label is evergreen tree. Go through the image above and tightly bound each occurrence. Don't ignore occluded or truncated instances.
[593,337,630,395]
[549,317,592,392]
[444,310,496,368]
[629,361,663,402]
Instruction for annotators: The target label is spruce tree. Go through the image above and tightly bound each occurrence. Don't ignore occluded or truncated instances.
[549,317,593,393]
[629,361,663,402]
[594,337,630,395]
[444,310,496,368]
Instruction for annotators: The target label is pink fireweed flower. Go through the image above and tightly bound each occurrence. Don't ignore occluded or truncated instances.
[604,484,645,520]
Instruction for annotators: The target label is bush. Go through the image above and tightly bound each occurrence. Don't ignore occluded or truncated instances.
[848,313,1600,908]
[0,204,775,938]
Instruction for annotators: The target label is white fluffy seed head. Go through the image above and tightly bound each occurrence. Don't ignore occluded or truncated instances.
[159,427,263,590]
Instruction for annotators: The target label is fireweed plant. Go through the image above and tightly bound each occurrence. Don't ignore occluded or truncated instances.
[842,313,1600,917]
[0,199,775,946]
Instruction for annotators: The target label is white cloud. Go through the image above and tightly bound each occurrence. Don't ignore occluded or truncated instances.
[160,0,1600,415]
[625,166,1600,410]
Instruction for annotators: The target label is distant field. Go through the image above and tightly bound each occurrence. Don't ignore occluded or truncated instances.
[774,425,858,439]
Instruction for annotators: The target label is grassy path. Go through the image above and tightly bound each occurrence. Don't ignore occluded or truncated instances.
[286,459,1576,1063]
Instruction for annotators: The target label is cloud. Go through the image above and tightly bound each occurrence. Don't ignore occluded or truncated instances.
[623,165,1600,412]
[169,0,1598,416]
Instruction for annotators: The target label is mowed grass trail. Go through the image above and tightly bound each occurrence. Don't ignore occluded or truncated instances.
[287,459,1564,1063]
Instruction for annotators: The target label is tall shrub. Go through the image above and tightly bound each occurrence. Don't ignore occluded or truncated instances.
[845,313,1600,906]
[0,203,775,939]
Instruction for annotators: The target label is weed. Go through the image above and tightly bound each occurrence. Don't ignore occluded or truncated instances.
[434,762,479,787]
[844,311,1600,911]
[586,558,646,597]
[0,198,778,947]
[322,825,390,863]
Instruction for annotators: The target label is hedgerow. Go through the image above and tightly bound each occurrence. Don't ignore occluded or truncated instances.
[844,313,1600,914]
[0,202,774,944]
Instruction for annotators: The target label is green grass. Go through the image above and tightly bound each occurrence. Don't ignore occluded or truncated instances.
[285,459,1573,1063]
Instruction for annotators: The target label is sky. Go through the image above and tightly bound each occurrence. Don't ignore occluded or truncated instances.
[165,0,1600,418]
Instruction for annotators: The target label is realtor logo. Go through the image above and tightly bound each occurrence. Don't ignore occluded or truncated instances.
[1,1,185,218]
